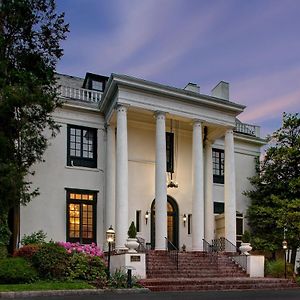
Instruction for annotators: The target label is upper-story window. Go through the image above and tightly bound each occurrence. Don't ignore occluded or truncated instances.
[67,125,97,168]
[166,132,174,173]
[91,80,103,91]
[213,148,224,184]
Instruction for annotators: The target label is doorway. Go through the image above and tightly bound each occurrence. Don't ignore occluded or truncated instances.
[151,196,179,249]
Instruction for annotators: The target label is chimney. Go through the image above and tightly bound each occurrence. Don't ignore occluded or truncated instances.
[211,81,229,100]
[184,82,200,93]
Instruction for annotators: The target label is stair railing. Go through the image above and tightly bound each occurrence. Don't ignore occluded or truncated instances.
[203,239,218,267]
[230,254,248,272]
[211,237,238,253]
[164,237,179,270]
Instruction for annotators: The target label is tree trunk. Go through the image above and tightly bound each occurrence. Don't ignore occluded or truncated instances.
[291,247,297,266]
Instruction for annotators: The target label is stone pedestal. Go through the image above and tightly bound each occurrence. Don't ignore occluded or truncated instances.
[110,253,146,279]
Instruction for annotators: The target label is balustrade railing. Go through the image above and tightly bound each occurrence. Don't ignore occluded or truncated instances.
[165,237,179,270]
[234,121,260,137]
[58,85,102,103]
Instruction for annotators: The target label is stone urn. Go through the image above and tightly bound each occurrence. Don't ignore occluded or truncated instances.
[125,238,139,253]
[239,242,252,255]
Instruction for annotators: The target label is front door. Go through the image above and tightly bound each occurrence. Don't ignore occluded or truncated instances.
[151,196,179,249]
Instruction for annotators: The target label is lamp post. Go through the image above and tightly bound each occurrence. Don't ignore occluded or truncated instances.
[106,225,115,279]
[282,239,287,279]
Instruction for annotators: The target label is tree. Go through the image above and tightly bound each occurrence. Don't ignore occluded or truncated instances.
[245,113,300,265]
[0,0,69,253]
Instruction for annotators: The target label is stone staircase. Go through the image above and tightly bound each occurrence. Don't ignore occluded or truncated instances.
[139,250,299,291]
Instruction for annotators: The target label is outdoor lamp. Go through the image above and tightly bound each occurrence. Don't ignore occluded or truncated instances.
[106,225,115,278]
[145,211,150,224]
[183,214,187,227]
[282,239,288,278]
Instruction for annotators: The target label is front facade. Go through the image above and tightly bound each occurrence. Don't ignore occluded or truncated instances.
[20,72,265,252]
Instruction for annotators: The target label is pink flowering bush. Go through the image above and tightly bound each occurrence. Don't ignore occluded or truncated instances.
[57,242,104,257]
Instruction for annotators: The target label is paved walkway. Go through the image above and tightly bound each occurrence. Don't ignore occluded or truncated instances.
[0,289,300,300]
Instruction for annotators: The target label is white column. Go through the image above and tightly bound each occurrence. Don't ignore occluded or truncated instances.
[105,124,115,231]
[155,112,168,250]
[204,139,214,243]
[224,129,236,245]
[192,121,204,251]
[115,105,128,250]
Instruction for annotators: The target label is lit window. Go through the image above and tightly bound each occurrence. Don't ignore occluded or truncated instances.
[66,190,97,244]
[212,148,224,184]
[67,125,97,168]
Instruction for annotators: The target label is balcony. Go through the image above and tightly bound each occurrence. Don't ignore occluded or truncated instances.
[58,85,102,103]
[234,121,260,138]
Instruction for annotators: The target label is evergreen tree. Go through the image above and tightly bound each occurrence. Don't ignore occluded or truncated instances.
[245,113,300,264]
[0,0,69,252]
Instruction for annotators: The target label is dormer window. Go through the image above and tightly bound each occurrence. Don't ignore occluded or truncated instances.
[91,80,103,91]
[82,72,109,92]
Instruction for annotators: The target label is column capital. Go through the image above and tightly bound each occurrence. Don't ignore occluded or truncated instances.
[192,119,204,126]
[115,104,129,113]
[154,111,166,119]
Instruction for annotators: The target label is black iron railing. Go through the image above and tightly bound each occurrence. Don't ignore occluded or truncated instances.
[231,254,248,272]
[164,237,179,270]
[203,239,218,266]
[211,237,238,253]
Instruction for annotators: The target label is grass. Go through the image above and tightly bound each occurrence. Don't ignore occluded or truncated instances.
[0,280,94,292]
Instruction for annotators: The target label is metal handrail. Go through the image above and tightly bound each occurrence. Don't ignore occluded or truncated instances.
[211,237,238,253]
[164,237,179,270]
[203,239,218,267]
[231,254,248,272]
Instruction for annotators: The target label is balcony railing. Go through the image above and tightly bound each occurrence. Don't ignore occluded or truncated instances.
[234,121,260,138]
[58,85,102,103]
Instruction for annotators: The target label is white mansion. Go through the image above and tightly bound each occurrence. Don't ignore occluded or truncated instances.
[20,72,265,252]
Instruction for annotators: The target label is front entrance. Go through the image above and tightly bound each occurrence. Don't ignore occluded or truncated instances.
[150,196,179,249]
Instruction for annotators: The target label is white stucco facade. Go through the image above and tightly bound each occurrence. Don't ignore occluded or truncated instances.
[20,73,265,252]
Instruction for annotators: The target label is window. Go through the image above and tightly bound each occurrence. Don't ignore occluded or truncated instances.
[136,210,141,232]
[166,132,174,173]
[67,125,97,168]
[91,80,103,91]
[212,148,224,184]
[236,212,243,248]
[66,189,97,244]
[214,202,224,214]
[188,214,192,235]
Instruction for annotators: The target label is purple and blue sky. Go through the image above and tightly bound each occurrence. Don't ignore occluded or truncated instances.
[56,0,300,137]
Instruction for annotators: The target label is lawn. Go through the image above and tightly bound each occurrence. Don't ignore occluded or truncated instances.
[0,280,94,292]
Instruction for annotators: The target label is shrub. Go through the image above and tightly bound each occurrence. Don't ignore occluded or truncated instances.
[32,242,70,279]
[67,252,107,281]
[0,245,8,259]
[58,242,104,257]
[265,259,294,278]
[0,257,38,283]
[128,221,137,238]
[109,269,140,288]
[21,230,47,246]
[14,244,40,260]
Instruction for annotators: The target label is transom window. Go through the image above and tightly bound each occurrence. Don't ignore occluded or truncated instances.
[67,125,97,168]
[66,189,97,244]
[212,148,224,184]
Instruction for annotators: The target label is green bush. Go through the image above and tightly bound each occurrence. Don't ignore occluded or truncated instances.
[109,269,140,288]
[32,242,70,279]
[0,245,8,259]
[21,230,47,246]
[265,259,294,278]
[68,252,107,281]
[127,221,137,238]
[0,257,38,283]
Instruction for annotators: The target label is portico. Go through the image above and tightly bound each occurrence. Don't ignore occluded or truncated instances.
[101,74,243,251]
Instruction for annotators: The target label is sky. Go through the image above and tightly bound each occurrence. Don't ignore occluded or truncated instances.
[56,0,300,138]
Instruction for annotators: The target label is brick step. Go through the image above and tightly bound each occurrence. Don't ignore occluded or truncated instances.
[139,277,299,292]
[147,273,248,278]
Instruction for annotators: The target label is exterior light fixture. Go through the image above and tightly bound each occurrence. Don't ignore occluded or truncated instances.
[282,239,288,279]
[145,211,150,224]
[106,225,115,278]
[183,214,187,227]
